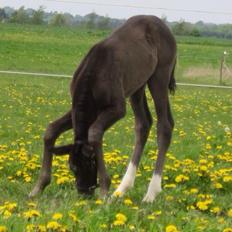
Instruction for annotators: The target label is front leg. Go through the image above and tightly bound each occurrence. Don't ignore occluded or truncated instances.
[88,100,126,196]
[29,111,72,197]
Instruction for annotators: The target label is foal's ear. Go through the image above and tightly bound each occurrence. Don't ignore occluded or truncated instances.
[52,144,74,156]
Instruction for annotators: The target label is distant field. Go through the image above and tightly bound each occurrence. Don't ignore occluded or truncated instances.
[0,23,232,85]
[0,23,232,231]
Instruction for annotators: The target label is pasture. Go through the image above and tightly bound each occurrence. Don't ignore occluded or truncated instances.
[0,24,232,231]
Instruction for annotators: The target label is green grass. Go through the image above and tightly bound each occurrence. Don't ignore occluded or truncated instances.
[0,23,232,85]
[0,24,232,231]
[0,23,108,74]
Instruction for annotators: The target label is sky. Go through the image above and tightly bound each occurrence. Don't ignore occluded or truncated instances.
[1,0,232,24]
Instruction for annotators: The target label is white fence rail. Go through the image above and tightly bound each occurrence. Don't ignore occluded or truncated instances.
[1,70,232,89]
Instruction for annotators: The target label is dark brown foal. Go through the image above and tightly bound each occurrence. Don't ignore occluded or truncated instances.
[30,15,176,202]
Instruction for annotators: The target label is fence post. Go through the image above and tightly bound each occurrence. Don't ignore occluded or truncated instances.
[219,53,224,85]
[219,51,228,85]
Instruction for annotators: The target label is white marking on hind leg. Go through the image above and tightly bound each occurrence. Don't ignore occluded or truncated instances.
[142,174,162,203]
[113,162,136,196]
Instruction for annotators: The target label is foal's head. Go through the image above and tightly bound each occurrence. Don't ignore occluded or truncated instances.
[69,142,98,195]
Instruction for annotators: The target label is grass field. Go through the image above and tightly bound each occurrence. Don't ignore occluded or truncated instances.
[0,23,232,85]
[0,23,232,231]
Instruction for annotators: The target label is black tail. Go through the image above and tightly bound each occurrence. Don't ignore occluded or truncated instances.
[169,61,176,95]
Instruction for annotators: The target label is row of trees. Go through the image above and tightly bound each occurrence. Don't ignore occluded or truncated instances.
[1,7,44,25]
[1,6,232,39]
[0,6,123,28]
[169,19,232,39]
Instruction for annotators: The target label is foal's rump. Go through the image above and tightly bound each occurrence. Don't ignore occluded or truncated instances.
[101,15,176,98]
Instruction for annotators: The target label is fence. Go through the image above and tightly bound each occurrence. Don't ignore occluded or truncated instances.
[1,70,232,89]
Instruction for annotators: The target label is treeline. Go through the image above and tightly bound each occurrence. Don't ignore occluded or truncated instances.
[0,6,124,29]
[168,19,232,39]
[1,6,232,39]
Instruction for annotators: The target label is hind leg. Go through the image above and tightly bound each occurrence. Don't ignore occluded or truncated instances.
[143,67,174,203]
[113,86,153,196]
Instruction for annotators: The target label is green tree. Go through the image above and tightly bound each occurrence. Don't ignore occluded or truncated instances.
[98,16,110,29]
[31,6,44,25]
[10,6,29,24]
[190,28,200,37]
[85,12,97,28]
[49,13,67,26]
[0,8,6,21]
[172,20,187,35]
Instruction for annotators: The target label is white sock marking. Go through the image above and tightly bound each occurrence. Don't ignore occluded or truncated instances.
[113,162,136,196]
[142,174,162,203]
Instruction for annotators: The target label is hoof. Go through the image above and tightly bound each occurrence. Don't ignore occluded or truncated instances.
[142,189,161,203]
[142,194,156,203]
[29,177,51,198]
[99,179,111,198]
[28,186,41,198]
[112,181,133,197]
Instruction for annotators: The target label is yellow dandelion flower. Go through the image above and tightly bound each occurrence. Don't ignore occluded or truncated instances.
[27,202,37,208]
[166,196,174,201]
[151,211,161,216]
[223,176,232,182]
[113,174,119,179]
[116,213,127,222]
[113,213,127,226]
[95,199,103,205]
[75,200,87,207]
[210,207,220,214]
[166,224,179,232]
[228,209,232,217]
[199,165,208,172]
[196,201,208,211]
[0,226,7,232]
[37,225,46,232]
[52,212,63,220]
[113,191,122,197]
[199,159,207,164]
[47,221,61,230]
[23,209,40,219]
[206,144,212,150]
[175,174,189,183]
[190,188,198,194]
[147,214,155,220]
[69,211,78,222]
[5,202,17,211]
[214,182,223,189]
[129,225,135,230]
[56,176,70,185]
[3,210,12,219]
[223,228,232,232]
[24,176,32,183]
[26,224,35,232]
[124,198,133,205]
[218,217,225,224]
[113,220,125,226]
[187,205,196,210]
[164,183,176,188]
